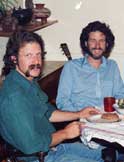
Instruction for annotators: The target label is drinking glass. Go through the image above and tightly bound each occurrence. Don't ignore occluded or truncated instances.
[104,97,115,112]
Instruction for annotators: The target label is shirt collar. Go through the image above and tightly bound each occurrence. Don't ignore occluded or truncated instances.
[82,54,107,69]
[10,70,36,90]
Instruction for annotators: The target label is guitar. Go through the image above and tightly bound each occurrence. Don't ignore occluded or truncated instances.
[60,43,72,60]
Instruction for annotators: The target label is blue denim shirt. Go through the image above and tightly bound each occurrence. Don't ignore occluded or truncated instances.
[56,56,124,111]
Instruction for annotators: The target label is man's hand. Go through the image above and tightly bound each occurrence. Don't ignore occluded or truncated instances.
[63,121,83,139]
[50,121,85,147]
[78,107,101,119]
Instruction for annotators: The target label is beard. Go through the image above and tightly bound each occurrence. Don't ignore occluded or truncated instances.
[86,48,105,60]
[25,64,41,78]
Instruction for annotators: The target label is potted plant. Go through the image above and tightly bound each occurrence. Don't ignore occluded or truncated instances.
[0,0,33,31]
[0,0,18,13]
[0,0,18,31]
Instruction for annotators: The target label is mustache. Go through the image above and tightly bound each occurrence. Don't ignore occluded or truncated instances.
[29,64,41,70]
[92,48,103,51]
[25,64,41,77]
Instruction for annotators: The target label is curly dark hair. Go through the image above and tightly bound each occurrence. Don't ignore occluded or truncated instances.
[80,21,115,58]
[2,30,45,77]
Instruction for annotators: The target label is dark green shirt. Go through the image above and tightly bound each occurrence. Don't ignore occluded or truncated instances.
[0,70,56,154]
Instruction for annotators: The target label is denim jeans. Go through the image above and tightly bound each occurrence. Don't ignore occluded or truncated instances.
[117,153,124,161]
[45,142,104,162]
[17,142,104,162]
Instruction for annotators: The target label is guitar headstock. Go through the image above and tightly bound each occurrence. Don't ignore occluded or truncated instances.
[60,43,72,60]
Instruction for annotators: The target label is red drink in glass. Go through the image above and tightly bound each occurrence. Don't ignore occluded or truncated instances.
[104,97,115,112]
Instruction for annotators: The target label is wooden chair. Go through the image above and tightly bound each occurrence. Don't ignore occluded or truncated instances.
[0,136,45,162]
[38,66,63,106]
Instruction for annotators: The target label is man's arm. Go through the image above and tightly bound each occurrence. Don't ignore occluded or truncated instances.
[50,121,81,147]
[49,107,100,122]
[56,62,75,110]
